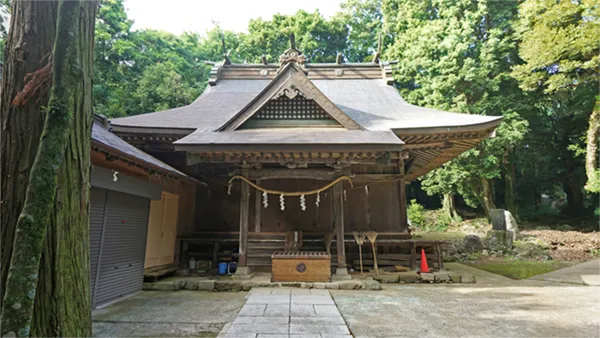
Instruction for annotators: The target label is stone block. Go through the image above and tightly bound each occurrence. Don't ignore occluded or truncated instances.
[326,283,340,290]
[280,282,302,288]
[234,316,289,325]
[198,280,215,291]
[241,281,260,291]
[336,280,362,290]
[143,282,179,291]
[448,274,461,283]
[264,304,290,317]
[313,283,328,289]
[237,304,266,317]
[227,323,288,335]
[490,209,519,238]
[309,289,330,296]
[373,274,399,283]
[313,305,341,317]
[420,273,434,282]
[291,317,346,325]
[214,281,242,292]
[462,235,484,253]
[292,295,334,305]
[397,272,420,283]
[433,272,450,283]
[183,280,199,290]
[246,295,290,304]
[289,324,350,335]
[485,230,514,252]
[290,304,315,317]
[460,274,476,284]
[361,280,382,290]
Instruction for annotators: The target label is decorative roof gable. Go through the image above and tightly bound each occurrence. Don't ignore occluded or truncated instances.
[218,62,362,131]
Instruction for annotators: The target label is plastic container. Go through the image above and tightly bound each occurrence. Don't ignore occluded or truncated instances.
[229,261,238,274]
[218,262,229,275]
[188,258,196,270]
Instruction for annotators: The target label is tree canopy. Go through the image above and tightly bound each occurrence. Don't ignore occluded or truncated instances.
[2,0,594,221]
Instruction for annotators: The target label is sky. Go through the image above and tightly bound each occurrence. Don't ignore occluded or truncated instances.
[125,0,343,34]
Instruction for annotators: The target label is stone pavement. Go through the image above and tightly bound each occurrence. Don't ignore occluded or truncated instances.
[218,288,352,338]
[529,259,600,286]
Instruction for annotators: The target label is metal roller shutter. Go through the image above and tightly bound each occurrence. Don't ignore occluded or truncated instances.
[89,187,108,307]
[93,190,150,307]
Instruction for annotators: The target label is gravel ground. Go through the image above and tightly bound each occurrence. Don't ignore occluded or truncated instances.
[332,265,600,338]
[333,284,600,338]
[521,230,600,261]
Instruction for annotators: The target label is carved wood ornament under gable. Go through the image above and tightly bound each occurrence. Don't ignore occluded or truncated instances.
[279,33,307,73]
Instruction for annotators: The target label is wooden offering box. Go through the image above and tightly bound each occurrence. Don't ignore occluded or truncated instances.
[271,251,331,282]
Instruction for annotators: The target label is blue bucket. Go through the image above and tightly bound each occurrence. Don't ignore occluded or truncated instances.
[218,262,229,275]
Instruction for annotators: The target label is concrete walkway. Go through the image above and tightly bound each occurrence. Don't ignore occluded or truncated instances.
[218,288,352,338]
[529,259,600,286]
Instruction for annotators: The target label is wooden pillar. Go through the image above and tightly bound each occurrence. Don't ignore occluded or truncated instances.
[238,174,250,268]
[254,179,262,232]
[333,181,346,270]
[398,156,408,232]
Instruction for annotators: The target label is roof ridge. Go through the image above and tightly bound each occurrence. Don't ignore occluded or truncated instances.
[217,63,363,131]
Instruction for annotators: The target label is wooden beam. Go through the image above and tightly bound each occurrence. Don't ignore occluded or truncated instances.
[333,181,346,269]
[349,174,401,182]
[254,179,262,232]
[238,171,250,267]
[247,168,347,180]
[242,169,400,182]
[398,156,408,231]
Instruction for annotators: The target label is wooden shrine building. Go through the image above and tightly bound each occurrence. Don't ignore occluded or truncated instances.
[110,39,502,279]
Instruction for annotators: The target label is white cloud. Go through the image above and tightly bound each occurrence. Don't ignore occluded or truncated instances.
[124,0,343,35]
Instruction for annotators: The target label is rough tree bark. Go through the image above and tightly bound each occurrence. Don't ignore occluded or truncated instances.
[585,100,599,193]
[1,0,58,300]
[441,193,459,221]
[503,150,517,218]
[0,1,97,336]
[476,178,497,219]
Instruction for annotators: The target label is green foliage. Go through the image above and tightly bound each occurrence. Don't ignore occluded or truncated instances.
[407,199,426,227]
[93,0,208,117]
[134,61,199,113]
[241,10,348,63]
[384,0,531,214]
[333,0,383,62]
[511,0,599,199]
[511,0,599,94]
[86,0,597,221]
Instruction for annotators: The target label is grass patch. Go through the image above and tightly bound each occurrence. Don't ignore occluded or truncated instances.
[468,258,573,279]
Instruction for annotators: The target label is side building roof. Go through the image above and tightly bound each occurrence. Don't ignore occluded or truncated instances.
[92,115,199,184]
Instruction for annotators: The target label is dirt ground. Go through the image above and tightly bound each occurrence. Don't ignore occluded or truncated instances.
[521,230,600,261]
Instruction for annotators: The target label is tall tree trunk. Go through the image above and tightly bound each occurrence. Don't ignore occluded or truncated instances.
[0,1,97,336]
[442,193,459,220]
[477,178,497,219]
[585,99,599,192]
[562,136,585,215]
[503,150,517,218]
[1,0,58,299]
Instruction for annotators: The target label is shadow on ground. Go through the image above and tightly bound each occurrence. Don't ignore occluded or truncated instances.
[92,291,246,337]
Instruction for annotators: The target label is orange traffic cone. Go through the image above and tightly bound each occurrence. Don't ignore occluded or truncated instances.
[420,248,430,273]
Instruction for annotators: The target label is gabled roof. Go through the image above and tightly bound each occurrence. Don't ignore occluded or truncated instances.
[109,45,503,180]
[111,75,501,134]
[218,63,362,131]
